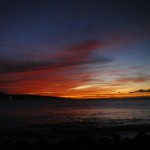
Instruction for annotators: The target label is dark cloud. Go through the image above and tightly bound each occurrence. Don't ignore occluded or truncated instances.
[0,40,113,73]
[129,89,150,94]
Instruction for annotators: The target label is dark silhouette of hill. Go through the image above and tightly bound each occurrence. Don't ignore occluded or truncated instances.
[0,92,72,101]
[0,91,6,95]
[0,91,9,99]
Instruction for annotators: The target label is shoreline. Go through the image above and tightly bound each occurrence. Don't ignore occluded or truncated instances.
[0,132,150,150]
[0,124,150,144]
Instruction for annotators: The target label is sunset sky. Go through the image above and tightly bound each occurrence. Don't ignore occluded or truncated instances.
[0,0,150,98]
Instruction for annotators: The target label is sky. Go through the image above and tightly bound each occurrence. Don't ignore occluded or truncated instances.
[0,0,150,98]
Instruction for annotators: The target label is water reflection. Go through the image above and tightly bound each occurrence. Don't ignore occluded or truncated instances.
[0,99,150,129]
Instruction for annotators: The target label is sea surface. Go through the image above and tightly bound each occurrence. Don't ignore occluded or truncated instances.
[0,98,150,143]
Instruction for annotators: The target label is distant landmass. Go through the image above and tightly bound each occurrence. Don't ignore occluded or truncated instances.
[0,91,150,101]
[0,92,72,101]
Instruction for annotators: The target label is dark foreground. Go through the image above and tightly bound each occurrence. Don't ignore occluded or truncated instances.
[0,132,150,150]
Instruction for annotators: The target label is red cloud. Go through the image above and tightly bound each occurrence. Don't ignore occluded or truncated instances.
[0,39,113,96]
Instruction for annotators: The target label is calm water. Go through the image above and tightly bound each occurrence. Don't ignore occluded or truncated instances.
[0,98,150,142]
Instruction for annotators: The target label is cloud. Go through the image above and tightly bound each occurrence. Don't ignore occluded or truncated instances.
[71,85,93,90]
[0,39,113,96]
[116,77,150,83]
[0,59,53,73]
[0,40,112,73]
[98,27,150,54]
[129,89,150,94]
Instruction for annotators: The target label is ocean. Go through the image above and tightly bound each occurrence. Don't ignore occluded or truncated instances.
[0,98,150,143]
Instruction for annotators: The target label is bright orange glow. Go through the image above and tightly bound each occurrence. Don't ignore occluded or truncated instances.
[1,67,150,99]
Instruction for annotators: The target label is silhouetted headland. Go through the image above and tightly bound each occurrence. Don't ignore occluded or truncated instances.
[0,92,72,101]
